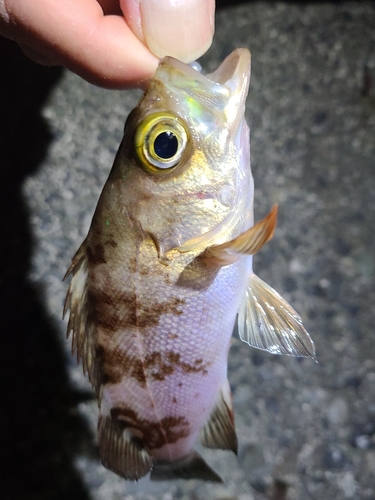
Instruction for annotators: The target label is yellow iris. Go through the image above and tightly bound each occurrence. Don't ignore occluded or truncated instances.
[134,112,189,174]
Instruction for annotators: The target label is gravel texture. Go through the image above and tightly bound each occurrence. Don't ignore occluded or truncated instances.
[1,2,375,499]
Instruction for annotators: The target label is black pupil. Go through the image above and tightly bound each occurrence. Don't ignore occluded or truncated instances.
[154,131,178,159]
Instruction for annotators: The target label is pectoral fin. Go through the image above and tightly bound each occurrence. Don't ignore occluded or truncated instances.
[200,379,237,454]
[200,205,278,267]
[238,273,316,359]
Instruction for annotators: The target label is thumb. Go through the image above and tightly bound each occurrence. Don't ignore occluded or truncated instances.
[121,0,215,63]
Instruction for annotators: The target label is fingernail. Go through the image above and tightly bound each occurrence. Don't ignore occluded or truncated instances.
[140,0,215,63]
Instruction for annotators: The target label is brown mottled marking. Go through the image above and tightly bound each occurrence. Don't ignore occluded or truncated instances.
[144,352,175,381]
[111,406,138,423]
[166,350,210,375]
[96,343,210,388]
[141,350,210,381]
[180,362,204,374]
[94,244,106,263]
[105,234,118,248]
[88,289,137,333]
[172,397,177,404]
[95,290,115,306]
[151,372,167,381]
[165,351,180,364]
[128,256,137,272]
[135,297,185,328]
[131,359,147,385]
[89,286,185,332]
[110,406,190,449]
[96,344,147,386]
[87,243,107,265]
[96,345,124,385]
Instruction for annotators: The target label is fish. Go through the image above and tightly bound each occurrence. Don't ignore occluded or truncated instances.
[64,48,315,483]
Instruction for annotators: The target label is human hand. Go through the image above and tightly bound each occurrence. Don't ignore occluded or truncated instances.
[0,0,215,88]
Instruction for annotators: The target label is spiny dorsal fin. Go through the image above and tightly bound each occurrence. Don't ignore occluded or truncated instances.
[151,452,222,483]
[98,415,153,481]
[238,273,316,359]
[199,205,278,267]
[200,379,237,454]
[63,243,99,391]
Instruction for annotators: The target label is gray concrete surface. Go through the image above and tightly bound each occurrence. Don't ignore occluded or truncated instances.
[1,2,375,499]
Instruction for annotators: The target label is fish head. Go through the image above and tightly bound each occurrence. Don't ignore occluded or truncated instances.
[113,48,253,256]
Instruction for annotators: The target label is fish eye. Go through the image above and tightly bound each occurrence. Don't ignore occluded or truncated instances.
[153,131,178,159]
[134,112,189,173]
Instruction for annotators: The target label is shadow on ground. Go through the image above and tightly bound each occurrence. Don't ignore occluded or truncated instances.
[0,37,95,500]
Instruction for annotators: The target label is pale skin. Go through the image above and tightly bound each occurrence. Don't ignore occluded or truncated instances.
[0,0,215,88]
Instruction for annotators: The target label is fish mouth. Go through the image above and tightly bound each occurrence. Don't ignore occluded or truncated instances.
[156,49,251,124]
[159,48,251,88]
[206,48,251,91]
[207,48,251,127]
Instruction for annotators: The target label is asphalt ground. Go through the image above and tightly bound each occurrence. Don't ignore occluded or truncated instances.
[1,2,375,499]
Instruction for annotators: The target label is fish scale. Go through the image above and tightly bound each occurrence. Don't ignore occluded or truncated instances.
[64,48,315,482]
[96,236,245,461]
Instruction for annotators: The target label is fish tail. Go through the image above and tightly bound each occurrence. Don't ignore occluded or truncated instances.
[150,451,223,483]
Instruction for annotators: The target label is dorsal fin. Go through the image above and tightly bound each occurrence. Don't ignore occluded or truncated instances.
[63,243,99,391]
[199,205,278,267]
[98,415,153,481]
[200,379,237,454]
[238,273,316,359]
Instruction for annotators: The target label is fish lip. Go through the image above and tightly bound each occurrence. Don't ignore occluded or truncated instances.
[158,56,211,85]
[158,48,251,97]
[206,48,251,90]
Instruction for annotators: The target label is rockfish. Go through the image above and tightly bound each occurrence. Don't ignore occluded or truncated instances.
[64,48,315,482]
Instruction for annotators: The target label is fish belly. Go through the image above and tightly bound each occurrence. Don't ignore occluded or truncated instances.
[91,239,251,461]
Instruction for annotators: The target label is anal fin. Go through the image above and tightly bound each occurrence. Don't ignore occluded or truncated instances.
[151,452,222,483]
[200,205,278,267]
[200,379,238,454]
[98,415,153,481]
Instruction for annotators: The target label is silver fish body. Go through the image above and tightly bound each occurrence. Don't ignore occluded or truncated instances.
[65,49,315,482]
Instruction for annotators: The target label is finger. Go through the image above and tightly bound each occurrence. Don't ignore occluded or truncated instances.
[121,0,215,63]
[2,0,159,88]
[18,42,59,66]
